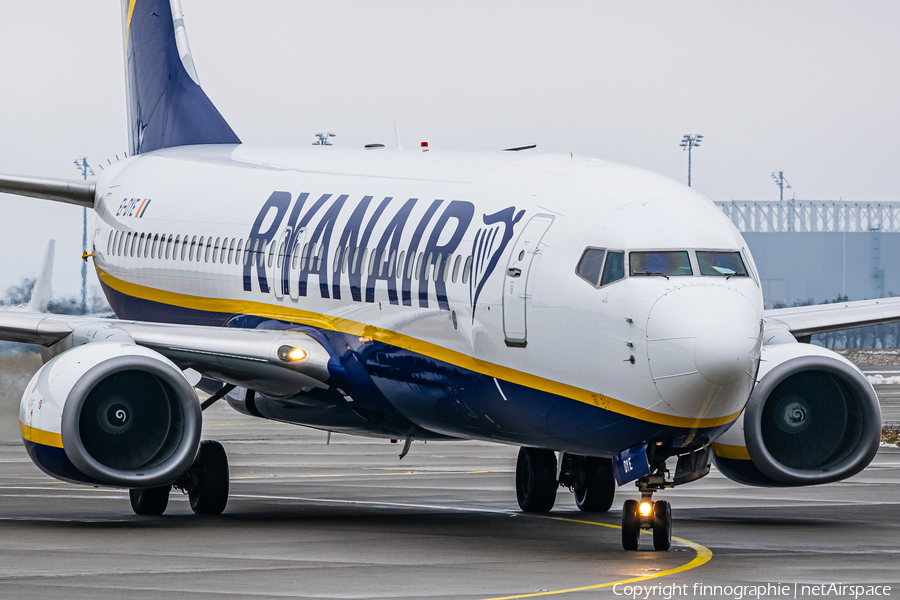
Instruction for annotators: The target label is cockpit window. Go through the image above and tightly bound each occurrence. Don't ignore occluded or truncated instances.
[600,251,625,286]
[629,251,692,277]
[576,248,605,285]
[697,251,748,277]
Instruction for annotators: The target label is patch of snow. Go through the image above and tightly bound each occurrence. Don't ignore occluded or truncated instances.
[867,374,900,385]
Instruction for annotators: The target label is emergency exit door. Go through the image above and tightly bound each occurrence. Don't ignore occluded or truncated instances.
[502,214,554,347]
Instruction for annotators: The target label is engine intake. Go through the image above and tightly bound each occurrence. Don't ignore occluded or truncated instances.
[713,343,881,487]
[21,342,201,488]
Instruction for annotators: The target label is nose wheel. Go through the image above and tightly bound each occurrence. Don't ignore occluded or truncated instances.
[621,492,672,551]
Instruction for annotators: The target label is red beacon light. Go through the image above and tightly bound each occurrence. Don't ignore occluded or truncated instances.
[421,142,429,152]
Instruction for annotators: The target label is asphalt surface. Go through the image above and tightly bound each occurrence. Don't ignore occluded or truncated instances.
[0,383,897,598]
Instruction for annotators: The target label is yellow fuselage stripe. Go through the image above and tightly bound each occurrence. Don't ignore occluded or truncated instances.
[20,422,63,449]
[712,442,751,461]
[97,266,742,429]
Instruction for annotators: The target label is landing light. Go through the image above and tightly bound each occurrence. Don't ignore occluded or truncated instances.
[639,501,653,516]
[277,345,308,363]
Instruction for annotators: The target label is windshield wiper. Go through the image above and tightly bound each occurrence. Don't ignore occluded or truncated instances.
[633,271,669,280]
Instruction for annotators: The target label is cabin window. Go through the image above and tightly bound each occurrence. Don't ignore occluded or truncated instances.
[212,237,220,263]
[358,249,368,275]
[629,251,692,277]
[343,247,351,273]
[150,234,159,258]
[413,253,422,280]
[137,233,146,257]
[107,231,114,255]
[442,255,451,282]
[115,231,124,256]
[276,240,285,268]
[172,235,180,259]
[350,248,359,274]
[397,251,406,278]
[696,251,748,277]
[387,250,396,277]
[462,256,472,284]
[220,238,228,264]
[452,255,461,282]
[235,239,243,264]
[300,243,309,270]
[227,238,236,264]
[316,244,325,271]
[165,235,173,259]
[433,253,443,282]
[307,243,317,270]
[246,239,256,265]
[124,232,133,257]
[367,249,378,276]
[333,247,342,273]
[144,234,152,258]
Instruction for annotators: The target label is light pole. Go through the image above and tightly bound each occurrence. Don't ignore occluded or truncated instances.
[74,157,94,314]
[771,170,791,202]
[679,134,703,187]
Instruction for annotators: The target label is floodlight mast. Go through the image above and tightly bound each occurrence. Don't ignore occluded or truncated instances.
[74,157,94,314]
[679,134,703,187]
[771,170,791,202]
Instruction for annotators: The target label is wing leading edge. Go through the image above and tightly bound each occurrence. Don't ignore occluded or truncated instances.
[0,309,331,398]
[764,297,900,340]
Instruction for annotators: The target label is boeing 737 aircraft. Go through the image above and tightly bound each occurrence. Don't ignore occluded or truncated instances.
[0,0,895,551]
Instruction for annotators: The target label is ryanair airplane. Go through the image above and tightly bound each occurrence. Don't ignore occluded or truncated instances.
[0,0,893,551]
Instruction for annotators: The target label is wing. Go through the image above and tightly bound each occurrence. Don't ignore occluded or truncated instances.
[0,309,331,397]
[764,297,900,341]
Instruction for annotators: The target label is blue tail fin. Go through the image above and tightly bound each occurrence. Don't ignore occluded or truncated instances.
[122,0,240,155]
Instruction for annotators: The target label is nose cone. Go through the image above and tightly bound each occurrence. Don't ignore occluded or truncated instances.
[694,324,753,385]
[646,286,761,419]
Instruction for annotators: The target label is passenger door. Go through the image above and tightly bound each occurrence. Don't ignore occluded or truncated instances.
[503,214,554,347]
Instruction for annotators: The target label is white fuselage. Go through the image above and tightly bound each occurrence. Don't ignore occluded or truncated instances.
[90,144,764,452]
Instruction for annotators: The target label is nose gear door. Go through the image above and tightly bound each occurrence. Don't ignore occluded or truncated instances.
[503,214,554,347]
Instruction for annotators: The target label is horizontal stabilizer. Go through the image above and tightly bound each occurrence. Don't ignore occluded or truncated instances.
[0,173,95,208]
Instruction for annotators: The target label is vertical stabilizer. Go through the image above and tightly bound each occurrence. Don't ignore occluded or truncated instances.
[121,0,240,155]
[28,240,55,313]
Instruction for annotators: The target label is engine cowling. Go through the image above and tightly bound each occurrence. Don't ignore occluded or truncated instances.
[19,342,201,488]
[712,342,881,487]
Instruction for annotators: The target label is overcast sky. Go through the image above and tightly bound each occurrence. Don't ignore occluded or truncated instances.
[0,1,898,297]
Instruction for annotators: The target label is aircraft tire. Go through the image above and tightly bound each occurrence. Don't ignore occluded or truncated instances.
[515,447,557,512]
[574,456,615,512]
[189,440,229,515]
[653,500,672,551]
[129,485,171,515]
[621,499,641,551]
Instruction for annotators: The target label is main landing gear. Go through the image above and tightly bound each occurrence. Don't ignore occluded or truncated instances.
[129,440,229,516]
[515,448,615,513]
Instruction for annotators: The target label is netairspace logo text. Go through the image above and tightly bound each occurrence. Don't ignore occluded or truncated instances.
[612,582,893,600]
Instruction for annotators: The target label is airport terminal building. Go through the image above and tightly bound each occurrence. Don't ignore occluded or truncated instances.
[717,200,900,348]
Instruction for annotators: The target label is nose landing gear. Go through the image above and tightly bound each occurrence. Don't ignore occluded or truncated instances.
[621,488,671,551]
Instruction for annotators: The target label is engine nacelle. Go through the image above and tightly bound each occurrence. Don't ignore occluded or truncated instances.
[712,342,881,487]
[19,342,201,488]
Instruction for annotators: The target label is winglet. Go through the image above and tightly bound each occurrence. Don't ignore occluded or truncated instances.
[28,240,55,313]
